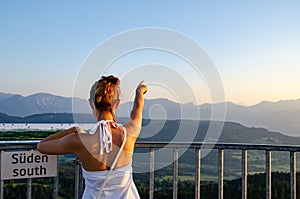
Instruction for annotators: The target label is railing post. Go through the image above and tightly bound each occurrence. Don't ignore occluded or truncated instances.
[149,147,154,199]
[0,150,3,199]
[218,149,224,199]
[74,159,83,199]
[53,155,59,199]
[173,148,178,199]
[195,148,201,199]
[242,150,248,199]
[290,151,296,199]
[75,162,79,199]
[27,178,32,199]
[266,150,272,199]
[53,176,59,199]
[0,180,3,199]
[0,180,4,198]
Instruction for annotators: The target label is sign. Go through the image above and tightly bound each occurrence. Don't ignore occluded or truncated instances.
[1,151,57,180]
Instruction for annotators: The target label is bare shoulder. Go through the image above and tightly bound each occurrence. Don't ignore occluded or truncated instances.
[38,133,82,155]
[123,120,142,139]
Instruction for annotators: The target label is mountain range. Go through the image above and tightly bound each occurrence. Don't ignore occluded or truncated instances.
[0,92,90,116]
[0,92,299,136]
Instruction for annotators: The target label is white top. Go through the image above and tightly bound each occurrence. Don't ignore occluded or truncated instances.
[82,120,140,199]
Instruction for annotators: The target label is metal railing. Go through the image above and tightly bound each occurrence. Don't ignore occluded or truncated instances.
[1,141,300,199]
[135,142,300,199]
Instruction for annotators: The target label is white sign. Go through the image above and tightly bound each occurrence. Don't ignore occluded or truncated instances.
[1,151,57,180]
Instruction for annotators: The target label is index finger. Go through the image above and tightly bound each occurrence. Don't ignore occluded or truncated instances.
[138,80,145,86]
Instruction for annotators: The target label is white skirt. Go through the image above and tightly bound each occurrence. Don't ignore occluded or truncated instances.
[82,163,140,199]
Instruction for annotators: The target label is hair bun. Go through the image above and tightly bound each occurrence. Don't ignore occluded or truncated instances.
[90,75,120,110]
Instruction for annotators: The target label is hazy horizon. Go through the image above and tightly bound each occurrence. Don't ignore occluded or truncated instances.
[1,90,299,107]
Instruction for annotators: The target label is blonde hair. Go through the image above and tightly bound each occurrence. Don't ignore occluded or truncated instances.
[90,75,121,119]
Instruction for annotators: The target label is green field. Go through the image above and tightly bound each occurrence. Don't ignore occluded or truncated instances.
[0,130,59,140]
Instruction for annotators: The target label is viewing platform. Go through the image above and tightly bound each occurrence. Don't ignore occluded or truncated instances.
[0,141,300,199]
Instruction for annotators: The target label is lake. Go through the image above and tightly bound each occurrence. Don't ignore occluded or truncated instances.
[0,123,94,130]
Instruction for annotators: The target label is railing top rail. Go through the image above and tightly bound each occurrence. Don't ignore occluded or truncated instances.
[135,142,300,151]
[0,140,39,150]
[1,140,300,152]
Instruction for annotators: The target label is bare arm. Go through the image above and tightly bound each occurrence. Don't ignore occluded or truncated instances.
[130,81,147,125]
[125,81,147,138]
[37,127,84,155]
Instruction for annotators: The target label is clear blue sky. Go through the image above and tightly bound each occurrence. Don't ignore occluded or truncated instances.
[1,1,299,105]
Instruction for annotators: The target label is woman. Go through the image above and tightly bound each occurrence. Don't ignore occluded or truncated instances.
[37,75,147,199]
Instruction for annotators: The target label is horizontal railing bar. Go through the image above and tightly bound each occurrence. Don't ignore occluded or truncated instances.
[0,140,39,150]
[0,144,38,150]
[2,141,300,152]
[135,142,300,151]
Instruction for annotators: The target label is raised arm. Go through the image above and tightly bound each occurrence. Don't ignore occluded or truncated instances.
[125,81,147,138]
[130,81,147,124]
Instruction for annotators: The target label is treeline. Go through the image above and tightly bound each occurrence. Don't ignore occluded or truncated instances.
[134,172,298,199]
[3,167,298,199]
[0,130,58,140]
[3,163,74,199]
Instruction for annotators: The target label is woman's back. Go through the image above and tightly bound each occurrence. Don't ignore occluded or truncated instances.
[77,121,134,171]
[80,121,140,199]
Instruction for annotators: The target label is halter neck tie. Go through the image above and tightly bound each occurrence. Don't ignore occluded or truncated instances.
[89,120,117,155]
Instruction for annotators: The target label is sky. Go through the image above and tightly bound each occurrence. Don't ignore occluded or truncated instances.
[0,1,300,106]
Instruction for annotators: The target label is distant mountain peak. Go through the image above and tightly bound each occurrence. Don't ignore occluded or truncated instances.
[0,92,18,102]
[0,91,300,136]
[0,92,90,117]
